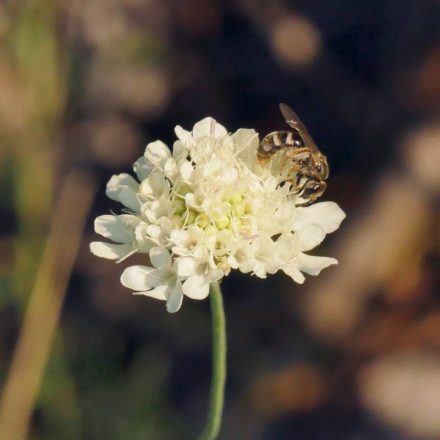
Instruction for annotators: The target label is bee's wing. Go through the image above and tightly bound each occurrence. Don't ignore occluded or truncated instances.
[279,103,300,127]
[279,103,319,153]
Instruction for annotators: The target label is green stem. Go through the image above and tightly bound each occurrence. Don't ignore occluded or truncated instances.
[198,281,226,440]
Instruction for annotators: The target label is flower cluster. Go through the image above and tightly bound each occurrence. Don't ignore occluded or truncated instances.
[90,117,345,312]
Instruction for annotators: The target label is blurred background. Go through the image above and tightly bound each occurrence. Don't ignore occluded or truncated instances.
[0,0,439,439]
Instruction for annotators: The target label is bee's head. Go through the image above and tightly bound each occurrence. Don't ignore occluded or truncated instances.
[313,154,329,180]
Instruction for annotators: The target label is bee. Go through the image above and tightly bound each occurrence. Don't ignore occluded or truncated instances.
[258,103,329,205]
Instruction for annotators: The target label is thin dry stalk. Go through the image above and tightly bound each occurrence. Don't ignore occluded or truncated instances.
[0,171,96,440]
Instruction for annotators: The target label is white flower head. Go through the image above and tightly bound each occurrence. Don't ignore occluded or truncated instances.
[91,116,345,312]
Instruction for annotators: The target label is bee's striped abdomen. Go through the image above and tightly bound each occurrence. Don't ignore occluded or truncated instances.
[258,130,304,158]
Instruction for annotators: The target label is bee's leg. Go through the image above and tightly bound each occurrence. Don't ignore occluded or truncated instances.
[293,179,313,206]
[280,155,302,181]
[296,198,313,207]
[291,170,321,203]
[284,149,311,180]
[285,147,310,157]
[288,171,308,195]
[285,148,312,163]
[297,179,326,205]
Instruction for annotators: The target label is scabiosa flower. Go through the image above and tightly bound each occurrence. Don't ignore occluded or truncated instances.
[90,117,345,312]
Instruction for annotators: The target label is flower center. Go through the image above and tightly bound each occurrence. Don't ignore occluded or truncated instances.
[171,188,251,235]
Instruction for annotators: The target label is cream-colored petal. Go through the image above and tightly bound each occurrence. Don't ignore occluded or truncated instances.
[175,257,196,277]
[149,247,171,269]
[206,268,223,282]
[294,202,346,233]
[253,263,268,279]
[173,141,187,159]
[273,234,295,259]
[121,265,156,290]
[232,128,259,165]
[106,173,140,212]
[227,255,239,269]
[295,224,326,252]
[164,157,177,178]
[174,126,193,145]
[134,223,156,251]
[133,156,154,181]
[166,281,184,313]
[170,229,189,240]
[144,140,171,166]
[193,117,227,139]
[139,172,170,198]
[121,265,173,291]
[94,215,135,243]
[118,188,140,212]
[133,285,168,300]
[180,160,194,181]
[146,224,161,239]
[106,173,138,192]
[236,256,256,274]
[90,242,133,260]
[296,253,338,275]
[283,267,306,284]
[184,193,199,210]
[182,274,210,300]
[232,128,258,148]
